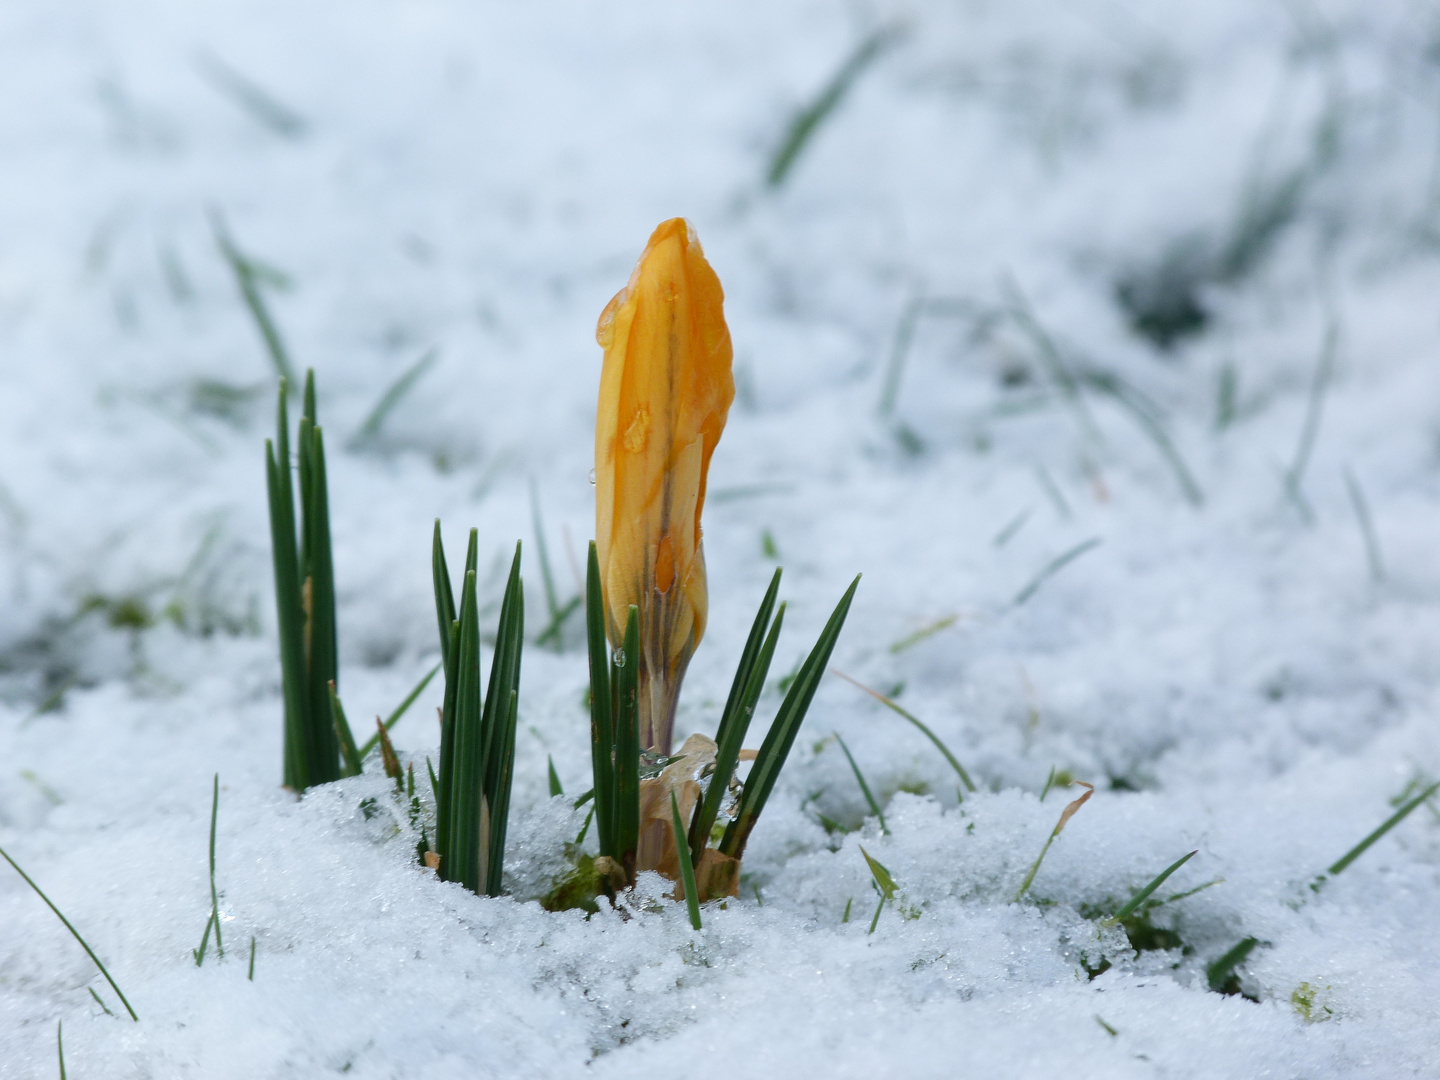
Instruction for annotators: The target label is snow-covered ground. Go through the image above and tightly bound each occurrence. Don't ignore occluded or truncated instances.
[4,1,1440,1075]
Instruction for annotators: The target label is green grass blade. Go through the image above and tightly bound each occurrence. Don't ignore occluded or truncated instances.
[1207,937,1260,993]
[213,215,295,384]
[835,733,887,834]
[691,601,785,863]
[446,563,485,890]
[248,936,256,980]
[482,546,525,895]
[432,520,457,671]
[530,479,561,622]
[612,606,642,877]
[1011,538,1102,608]
[302,422,341,784]
[352,347,437,446]
[485,689,520,896]
[357,662,441,760]
[1344,468,1385,583]
[1284,319,1338,517]
[1102,850,1198,926]
[1015,782,1093,902]
[57,1020,66,1080]
[535,595,581,650]
[206,774,223,958]
[1326,780,1440,878]
[197,53,308,138]
[1076,368,1204,507]
[767,27,897,187]
[721,575,860,859]
[193,912,215,966]
[672,792,702,930]
[548,756,563,798]
[586,542,615,857]
[832,670,975,793]
[87,987,113,1016]
[860,846,897,934]
[0,845,138,1021]
[330,683,363,777]
[860,846,898,899]
[267,436,308,791]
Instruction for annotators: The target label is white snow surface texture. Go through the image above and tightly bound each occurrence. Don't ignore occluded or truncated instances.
[3,0,1440,1076]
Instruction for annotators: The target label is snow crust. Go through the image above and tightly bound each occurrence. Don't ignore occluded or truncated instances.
[4,0,1440,1075]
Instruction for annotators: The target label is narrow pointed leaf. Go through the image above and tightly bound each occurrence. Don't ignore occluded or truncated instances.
[721,575,860,859]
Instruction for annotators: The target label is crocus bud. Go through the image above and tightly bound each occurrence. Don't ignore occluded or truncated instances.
[595,218,734,755]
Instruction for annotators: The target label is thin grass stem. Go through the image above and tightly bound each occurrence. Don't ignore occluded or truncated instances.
[1015,782,1093,902]
[1344,468,1384,582]
[671,792,702,930]
[831,670,976,794]
[1101,850,1197,926]
[357,663,441,760]
[0,845,137,1020]
[1324,780,1440,878]
[834,733,887,834]
[352,348,437,446]
[1284,318,1338,520]
[1011,538,1102,608]
[767,26,898,187]
[206,774,223,959]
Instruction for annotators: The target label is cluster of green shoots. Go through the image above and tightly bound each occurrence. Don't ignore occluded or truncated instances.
[263,371,857,917]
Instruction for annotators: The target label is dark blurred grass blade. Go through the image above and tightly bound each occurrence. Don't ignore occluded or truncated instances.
[890,615,957,652]
[357,662,441,760]
[878,295,981,416]
[1284,318,1338,520]
[1344,468,1384,583]
[586,543,615,857]
[0,845,138,1020]
[672,792,702,930]
[1076,368,1204,506]
[1012,538,1102,608]
[1102,850,1197,926]
[721,575,860,860]
[767,26,899,187]
[352,347,437,447]
[530,480,561,623]
[1207,936,1260,993]
[248,936,256,980]
[690,573,783,863]
[213,214,295,384]
[835,733,887,834]
[196,52,308,138]
[831,669,975,793]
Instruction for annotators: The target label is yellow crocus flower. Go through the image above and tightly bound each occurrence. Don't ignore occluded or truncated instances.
[595,218,734,755]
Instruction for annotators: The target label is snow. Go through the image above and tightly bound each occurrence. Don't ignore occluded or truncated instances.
[4,0,1440,1075]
